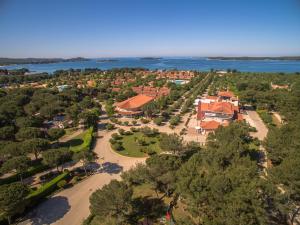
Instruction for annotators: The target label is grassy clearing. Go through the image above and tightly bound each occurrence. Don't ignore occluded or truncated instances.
[257,110,276,128]
[116,132,161,157]
[63,127,94,153]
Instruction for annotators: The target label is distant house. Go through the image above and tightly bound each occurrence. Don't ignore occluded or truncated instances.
[131,86,170,98]
[271,82,289,90]
[218,91,239,106]
[112,87,121,92]
[196,91,242,134]
[87,80,96,87]
[115,94,155,116]
[57,85,69,92]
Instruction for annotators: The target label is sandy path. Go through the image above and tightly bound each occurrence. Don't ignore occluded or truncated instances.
[244,110,268,141]
[18,125,146,225]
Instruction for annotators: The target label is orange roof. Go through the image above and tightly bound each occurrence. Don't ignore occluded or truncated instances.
[237,113,244,121]
[112,88,121,92]
[115,94,154,110]
[200,120,221,130]
[199,102,235,115]
[218,91,234,98]
[206,96,219,100]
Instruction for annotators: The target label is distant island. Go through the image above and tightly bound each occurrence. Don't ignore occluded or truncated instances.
[0,57,90,66]
[208,56,300,61]
[140,57,162,60]
[96,59,119,62]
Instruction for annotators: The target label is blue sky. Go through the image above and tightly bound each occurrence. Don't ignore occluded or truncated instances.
[0,0,300,58]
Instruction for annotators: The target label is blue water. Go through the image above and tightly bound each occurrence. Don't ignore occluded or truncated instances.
[2,57,300,73]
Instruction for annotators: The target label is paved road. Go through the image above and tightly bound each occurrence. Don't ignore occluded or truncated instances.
[18,125,146,225]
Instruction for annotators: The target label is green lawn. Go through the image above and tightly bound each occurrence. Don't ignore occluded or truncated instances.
[63,127,93,153]
[116,132,161,157]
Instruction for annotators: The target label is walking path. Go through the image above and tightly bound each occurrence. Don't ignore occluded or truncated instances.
[18,123,146,225]
[244,110,269,173]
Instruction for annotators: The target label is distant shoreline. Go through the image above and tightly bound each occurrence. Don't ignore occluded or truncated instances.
[207,56,300,61]
[140,57,162,60]
[0,57,90,66]
[96,59,119,62]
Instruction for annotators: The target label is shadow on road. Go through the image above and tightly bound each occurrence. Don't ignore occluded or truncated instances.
[24,196,70,225]
[99,162,123,174]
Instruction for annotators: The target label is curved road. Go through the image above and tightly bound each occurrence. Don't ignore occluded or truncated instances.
[18,125,146,225]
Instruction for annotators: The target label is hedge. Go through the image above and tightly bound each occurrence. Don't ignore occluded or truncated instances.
[26,171,70,205]
[70,127,94,153]
[0,164,48,185]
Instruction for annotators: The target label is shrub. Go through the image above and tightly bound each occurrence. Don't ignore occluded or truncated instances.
[161,111,170,119]
[141,148,156,155]
[106,123,115,130]
[123,121,129,126]
[132,120,137,126]
[180,128,187,135]
[130,127,138,132]
[70,176,80,185]
[140,118,150,124]
[57,180,67,189]
[109,138,117,144]
[140,126,158,137]
[110,118,118,124]
[249,126,257,132]
[125,131,133,135]
[118,128,125,135]
[153,117,164,126]
[111,133,122,140]
[112,142,123,151]
[170,115,181,126]
[27,171,69,205]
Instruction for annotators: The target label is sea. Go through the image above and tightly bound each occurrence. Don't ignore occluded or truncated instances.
[2,57,300,74]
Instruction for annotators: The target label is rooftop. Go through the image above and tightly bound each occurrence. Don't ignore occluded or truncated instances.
[115,94,154,110]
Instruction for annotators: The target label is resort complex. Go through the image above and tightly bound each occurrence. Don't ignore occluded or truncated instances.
[1,1,300,225]
[1,66,299,225]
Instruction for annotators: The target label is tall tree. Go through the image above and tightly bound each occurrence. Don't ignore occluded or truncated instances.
[90,180,133,224]
[0,182,29,225]
[42,148,71,172]
[159,133,184,154]
[47,128,65,142]
[22,138,49,159]
[0,156,30,182]
[72,151,95,176]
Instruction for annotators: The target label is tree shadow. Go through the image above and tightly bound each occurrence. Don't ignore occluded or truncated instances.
[98,162,123,174]
[65,138,83,147]
[131,196,166,223]
[25,196,70,225]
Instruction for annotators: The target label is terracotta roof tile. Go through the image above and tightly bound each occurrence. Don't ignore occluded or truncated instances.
[218,91,234,98]
[200,120,221,130]
[115,94,154,110]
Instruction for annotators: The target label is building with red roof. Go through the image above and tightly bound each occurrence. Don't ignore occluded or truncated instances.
[197,102,236,121]
[131,86,170,98]
[115,94,155,116]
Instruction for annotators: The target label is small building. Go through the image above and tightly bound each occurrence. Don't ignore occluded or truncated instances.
[115,94,155,117]
[57,85,69,92]
[197,101,237,123]
[199,120,222,134]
